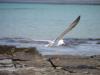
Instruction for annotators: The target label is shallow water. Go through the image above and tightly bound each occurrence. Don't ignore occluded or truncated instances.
[0,38,100,56]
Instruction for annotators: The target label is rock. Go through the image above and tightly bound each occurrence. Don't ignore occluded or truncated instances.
[96,65,100,69]
[0,45,15,55]
[0,70,16,75]
[76,65,97,69]
[11,47,51,68]
[0,46,100,75]
[96,42,100,44]
[83,71,89,74]
[56,67,62,70]
[0,45,51,68]
[0,59,13,68]
[0,45,42,60]
[0,45,41,57]
[13,47,42,60]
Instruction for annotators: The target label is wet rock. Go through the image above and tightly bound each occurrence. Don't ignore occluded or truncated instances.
[0,45,42,60]
[0,45,15,55]
[0,45,41,57]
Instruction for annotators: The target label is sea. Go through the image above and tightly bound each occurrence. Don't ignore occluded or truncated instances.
[0,3,100,56]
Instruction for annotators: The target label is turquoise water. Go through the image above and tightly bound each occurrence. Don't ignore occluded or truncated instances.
[0,3,100,56]
[0,3,100,40]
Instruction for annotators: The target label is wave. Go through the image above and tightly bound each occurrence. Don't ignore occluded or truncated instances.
[0,37,99,46]
[0,37,100,56]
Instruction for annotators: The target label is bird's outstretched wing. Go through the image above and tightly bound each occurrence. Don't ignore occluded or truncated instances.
[48,16,80,47]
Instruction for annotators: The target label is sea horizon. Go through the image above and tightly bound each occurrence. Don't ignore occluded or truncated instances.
[0,2,100,5]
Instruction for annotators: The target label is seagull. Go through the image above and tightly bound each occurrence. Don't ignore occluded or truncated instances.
[47,16,80,47]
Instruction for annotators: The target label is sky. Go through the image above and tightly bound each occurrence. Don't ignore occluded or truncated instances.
[0,0,100,4]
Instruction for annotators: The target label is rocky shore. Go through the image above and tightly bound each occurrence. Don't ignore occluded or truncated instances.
[0,45,100,75]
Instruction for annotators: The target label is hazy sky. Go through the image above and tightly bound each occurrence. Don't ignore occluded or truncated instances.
[0,0,100,4]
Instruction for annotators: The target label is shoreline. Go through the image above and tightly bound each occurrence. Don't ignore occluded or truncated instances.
[0,45,100,75]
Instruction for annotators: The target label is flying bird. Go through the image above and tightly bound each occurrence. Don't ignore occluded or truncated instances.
[47,16,80,47]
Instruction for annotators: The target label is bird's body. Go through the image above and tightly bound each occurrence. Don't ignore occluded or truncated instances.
[46,39,64,47]
[57,39,64,46]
